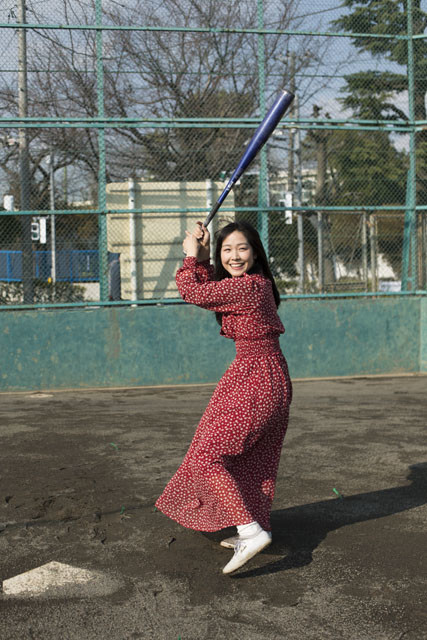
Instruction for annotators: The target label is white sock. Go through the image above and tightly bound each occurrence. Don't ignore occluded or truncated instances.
[236,521,263,537]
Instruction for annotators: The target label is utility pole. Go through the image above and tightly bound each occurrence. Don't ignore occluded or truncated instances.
[288,52,305,292]
[311,105,336,287]
[287,52,295,194]
[18,0,34,303]
[313,105,328,203]
[295,94,305,294]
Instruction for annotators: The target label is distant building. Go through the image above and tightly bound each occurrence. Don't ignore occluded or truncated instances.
[269,166,319,208]
[106,180,234,300]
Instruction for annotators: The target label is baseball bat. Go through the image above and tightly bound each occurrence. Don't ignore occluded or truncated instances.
[203,89,295,228]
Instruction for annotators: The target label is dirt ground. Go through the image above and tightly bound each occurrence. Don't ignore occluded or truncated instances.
[0,375,426,640]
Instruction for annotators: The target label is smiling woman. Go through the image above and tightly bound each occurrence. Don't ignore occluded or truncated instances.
[213,222,282,318]
[155,220,292,575]
[220,231,256,277]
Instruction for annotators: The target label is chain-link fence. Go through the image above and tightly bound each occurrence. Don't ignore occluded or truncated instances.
[0,0,426,306]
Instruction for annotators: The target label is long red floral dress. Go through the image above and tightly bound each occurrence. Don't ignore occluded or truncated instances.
[155,256,292,532]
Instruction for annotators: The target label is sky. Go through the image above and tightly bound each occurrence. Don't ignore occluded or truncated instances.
[0,0,420,124]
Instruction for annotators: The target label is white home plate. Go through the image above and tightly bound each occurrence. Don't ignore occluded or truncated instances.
[27,393,53,399]
[2,561,120,598]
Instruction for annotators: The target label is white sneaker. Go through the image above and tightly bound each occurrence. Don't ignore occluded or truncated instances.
[222,530,272,574]
[220,535,239,549]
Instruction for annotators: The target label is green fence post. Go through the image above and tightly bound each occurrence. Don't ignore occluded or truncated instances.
[406,0,417,291]
[402,170,413,291]
[257,0,268,256]
[95,0,108,301]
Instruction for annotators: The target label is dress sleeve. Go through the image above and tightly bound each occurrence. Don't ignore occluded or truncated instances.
[176,256,259,313]
[194,259,214,283]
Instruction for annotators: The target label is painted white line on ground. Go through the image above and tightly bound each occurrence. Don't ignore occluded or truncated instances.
[2,561,121,598]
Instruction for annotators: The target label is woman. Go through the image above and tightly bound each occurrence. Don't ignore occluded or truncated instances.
[155,221,292,574]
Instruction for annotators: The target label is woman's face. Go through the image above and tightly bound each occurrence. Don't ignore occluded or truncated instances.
[220,230,256,277]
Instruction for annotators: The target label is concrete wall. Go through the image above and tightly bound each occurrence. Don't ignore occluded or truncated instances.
[421,297,427,373]
[0,296,425,392]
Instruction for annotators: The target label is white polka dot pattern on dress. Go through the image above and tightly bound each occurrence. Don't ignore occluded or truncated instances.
[155,256,292,532]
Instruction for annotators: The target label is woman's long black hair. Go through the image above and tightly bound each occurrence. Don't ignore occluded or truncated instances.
[213,221,281,326]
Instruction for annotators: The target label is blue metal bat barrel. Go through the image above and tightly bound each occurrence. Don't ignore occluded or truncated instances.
[204,89,294,227]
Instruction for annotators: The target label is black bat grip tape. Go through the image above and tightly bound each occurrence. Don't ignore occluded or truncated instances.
[203,201,221,228]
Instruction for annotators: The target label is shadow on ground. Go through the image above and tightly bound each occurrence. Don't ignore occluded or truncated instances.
[227,462,427,579]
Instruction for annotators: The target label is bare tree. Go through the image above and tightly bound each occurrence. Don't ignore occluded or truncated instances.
[0,0,349,201]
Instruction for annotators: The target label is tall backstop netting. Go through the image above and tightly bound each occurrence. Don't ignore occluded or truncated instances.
[0,0,426,306]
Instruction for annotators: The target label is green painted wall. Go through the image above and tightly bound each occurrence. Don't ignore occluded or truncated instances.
[282,297,420,379]
[0,296,425,392]
[421,297,427,373]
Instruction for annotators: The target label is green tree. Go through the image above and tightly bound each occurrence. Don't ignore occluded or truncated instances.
[330,129,407,276]
[328,130,407,206]
[137,90,255,181]
[306,128,408,278]
[333,0,427,202]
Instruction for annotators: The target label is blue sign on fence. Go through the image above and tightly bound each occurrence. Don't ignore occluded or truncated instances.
[0,249,100,283]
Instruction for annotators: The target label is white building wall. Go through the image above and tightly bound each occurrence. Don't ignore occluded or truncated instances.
[106,180,234,299]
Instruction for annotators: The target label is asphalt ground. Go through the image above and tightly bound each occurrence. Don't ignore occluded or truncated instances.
[0,375,426,640]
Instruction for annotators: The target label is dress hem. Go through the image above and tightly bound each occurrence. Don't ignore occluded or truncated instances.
[154,503,271,532]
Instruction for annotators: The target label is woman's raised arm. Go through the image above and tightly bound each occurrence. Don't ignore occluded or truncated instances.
[176,257,260,313]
